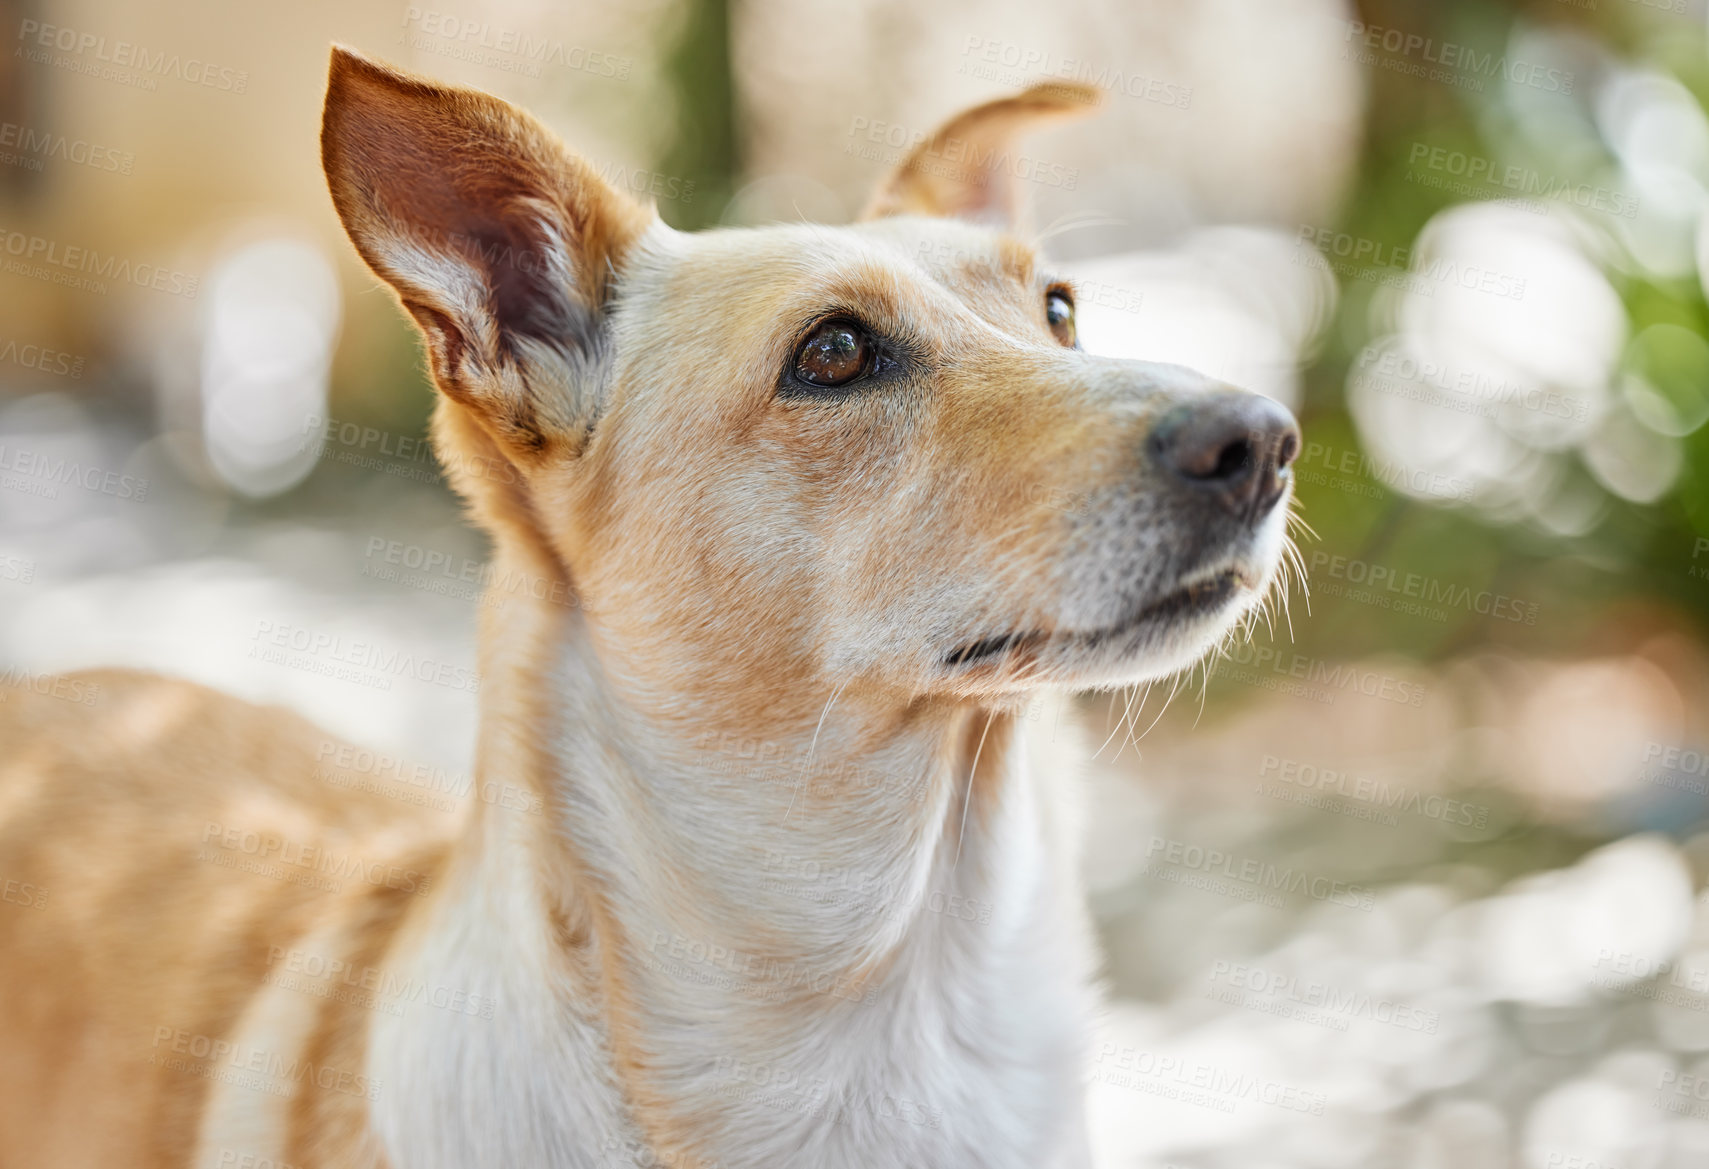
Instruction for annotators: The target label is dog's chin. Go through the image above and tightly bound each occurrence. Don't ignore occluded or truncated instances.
[1044,565,1264,690]
[941,561,1275,694]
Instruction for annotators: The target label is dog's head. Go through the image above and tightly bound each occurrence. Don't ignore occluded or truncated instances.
[320,48,1300,718]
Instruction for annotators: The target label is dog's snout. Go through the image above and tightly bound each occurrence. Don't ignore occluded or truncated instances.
[1149,392,1301,519]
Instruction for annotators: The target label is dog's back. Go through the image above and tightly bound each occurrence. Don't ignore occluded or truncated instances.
[0,671,451,1167]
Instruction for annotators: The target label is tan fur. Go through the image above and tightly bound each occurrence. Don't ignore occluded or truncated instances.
[0,671,445,1167]
[0,48,1298,1169]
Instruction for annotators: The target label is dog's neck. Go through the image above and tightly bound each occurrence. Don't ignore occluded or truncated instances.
[367,589,1095,1169]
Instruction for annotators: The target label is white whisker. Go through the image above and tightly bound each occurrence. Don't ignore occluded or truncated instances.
[952,709,998,870]
[785,678,848,822]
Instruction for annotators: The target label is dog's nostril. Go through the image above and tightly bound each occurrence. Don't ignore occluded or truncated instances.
[1207,438,1253,483]
[1150,391,1301,520]
[1157,429,1253,482]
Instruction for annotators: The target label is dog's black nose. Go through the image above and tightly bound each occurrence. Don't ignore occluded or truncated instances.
[1149,391,1300,519]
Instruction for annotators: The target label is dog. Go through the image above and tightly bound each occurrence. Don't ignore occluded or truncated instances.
[0,46,1300,1169]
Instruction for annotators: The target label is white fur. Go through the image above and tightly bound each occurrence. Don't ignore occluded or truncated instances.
[366,642,1100,1168]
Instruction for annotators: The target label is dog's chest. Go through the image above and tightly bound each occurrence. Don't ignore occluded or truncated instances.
[697,902,1094,1169]
[368,815,1092,1169]
[369,705,1096,1169]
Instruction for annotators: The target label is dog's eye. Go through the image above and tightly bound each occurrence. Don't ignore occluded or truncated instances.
[794,320,874,388]
[1046,289,1076,348]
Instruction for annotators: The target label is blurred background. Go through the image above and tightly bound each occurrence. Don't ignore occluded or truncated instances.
[3,0,1709,1164]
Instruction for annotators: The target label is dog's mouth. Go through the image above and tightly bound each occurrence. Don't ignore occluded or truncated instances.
[943,566,1252,669]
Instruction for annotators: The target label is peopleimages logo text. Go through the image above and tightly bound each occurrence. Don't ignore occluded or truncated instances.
[1307,551,1539,625]
[1407,143,1637,218]
[1258,755,1490,828]
[1342,21,1574,93]
[958,37,1193,109]
[1144,837,1377,910]
[16,20,249,92]
[1297,226,1526,301]
[0,444,149,500]
[0,226,197,298]
[0,121,134,174]
[398,9,632,80]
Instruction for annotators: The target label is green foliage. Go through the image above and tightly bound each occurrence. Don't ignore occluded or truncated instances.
[1273,0,1709,681]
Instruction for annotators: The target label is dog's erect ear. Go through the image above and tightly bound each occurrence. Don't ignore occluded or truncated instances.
[320,46,651,458]
[860,83,1100,227]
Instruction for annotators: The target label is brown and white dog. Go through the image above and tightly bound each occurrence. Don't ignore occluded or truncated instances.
[0,47,1300,1169]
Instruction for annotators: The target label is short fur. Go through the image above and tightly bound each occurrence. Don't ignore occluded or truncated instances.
[0,48,1298,1169]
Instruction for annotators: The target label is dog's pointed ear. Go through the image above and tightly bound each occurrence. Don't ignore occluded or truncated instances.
[320,46,652,459]
[859,83,1100,227]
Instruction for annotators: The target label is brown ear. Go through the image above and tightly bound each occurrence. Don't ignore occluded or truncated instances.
[320,46,652,458]
[860,82,1101,227]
